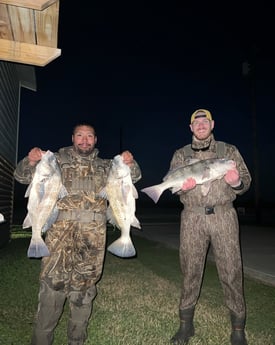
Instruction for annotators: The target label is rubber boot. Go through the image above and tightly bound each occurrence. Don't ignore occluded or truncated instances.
[170,308,195,345]
[230,313,248,345]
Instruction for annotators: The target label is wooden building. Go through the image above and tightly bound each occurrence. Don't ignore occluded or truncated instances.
[0,0,61,246]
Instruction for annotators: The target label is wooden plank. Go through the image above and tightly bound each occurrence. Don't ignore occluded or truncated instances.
[0,38,61,66]
[0,0,58,11]
[8,6,36,44]
[0,4,13,40]
[35,1,59,47]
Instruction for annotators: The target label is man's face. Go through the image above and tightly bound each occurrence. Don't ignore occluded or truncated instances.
[190,118,214,140]
[72,125,97,156]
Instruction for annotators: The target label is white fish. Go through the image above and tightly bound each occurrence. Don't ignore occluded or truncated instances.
[141,158,236,203]
[23,150,67,258]
[100,154,141,258]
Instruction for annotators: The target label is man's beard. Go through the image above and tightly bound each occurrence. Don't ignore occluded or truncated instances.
[74,145,94,157]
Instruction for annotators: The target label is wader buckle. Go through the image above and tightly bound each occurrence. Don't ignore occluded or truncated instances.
[205,206,215,215]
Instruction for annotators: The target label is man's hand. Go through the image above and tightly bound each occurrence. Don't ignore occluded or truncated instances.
[224,168,241,187]
[121,150,134,166]
[182,177,196,191]
[28,147,45,166]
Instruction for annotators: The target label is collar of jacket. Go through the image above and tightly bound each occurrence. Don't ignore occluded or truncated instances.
[191,133,214,151]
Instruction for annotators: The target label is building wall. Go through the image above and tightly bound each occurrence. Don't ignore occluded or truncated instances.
[0,61,36,247]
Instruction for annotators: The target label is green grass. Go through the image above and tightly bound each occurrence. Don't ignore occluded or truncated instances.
[0,227,275,344]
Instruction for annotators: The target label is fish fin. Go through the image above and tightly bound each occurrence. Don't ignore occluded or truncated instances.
[59,185,68,198]
[27,237,50,258]
[162,159,199,181]
[131,184,139,199]
[41,207,59,233]
[185,158,200,165]
[23,214,32,229]
[131,217,141,229]
[201,182,211,196]
[98,188,108,199]
[107,236,136,258]
[106,208,119,228]
[108,218,118,228]
[171,186,181,194]
[141,185,163,203]
[24,182,33,198]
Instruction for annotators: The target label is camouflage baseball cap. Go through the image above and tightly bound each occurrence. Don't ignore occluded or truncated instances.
[190,109,212,123]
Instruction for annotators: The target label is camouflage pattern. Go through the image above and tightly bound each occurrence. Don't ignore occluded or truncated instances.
[169,134,251,318]
[41,219,107,293]
[14,146,141,345]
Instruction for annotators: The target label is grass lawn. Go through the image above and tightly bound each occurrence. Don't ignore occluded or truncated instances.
[0,227,274,344]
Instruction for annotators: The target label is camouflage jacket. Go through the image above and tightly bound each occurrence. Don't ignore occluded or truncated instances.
[169,135,251,207]
[14,146,142,213]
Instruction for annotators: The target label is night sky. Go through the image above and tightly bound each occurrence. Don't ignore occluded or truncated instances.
[17,3,275,204]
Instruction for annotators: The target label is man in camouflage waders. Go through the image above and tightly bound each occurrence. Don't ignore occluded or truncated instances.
[169,109,251,345]
[14,123,141,345]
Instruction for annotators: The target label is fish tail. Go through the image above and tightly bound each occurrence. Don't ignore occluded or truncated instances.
[107,237,136,258]
[141,185,163,203]
[27,237,50,258]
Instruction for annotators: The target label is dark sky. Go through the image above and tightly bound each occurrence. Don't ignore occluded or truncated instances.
[18,3,275,204]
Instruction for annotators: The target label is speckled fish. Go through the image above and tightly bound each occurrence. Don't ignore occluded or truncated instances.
[23,150,67,258]
[141,158,236,203]
[100,154,141,258]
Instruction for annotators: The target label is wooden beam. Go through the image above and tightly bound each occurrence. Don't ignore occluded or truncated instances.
[36,1,59,47]
[0,4,13,40]
[0,0,58,11]
[0,38,61,66]
[0,2,59,47]
[6,5,36,44]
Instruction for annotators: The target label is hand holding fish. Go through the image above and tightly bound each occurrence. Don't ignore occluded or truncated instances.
[224,168,241,187]
[141,158,236,203]
[181,177,196,191]
[121,150,134,166]
[28,147,46,166]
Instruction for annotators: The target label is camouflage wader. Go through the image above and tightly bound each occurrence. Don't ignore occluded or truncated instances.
[31,217,106,345]
[179,204,245,317]
[169,135,251,320]
[14,146,141,345]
